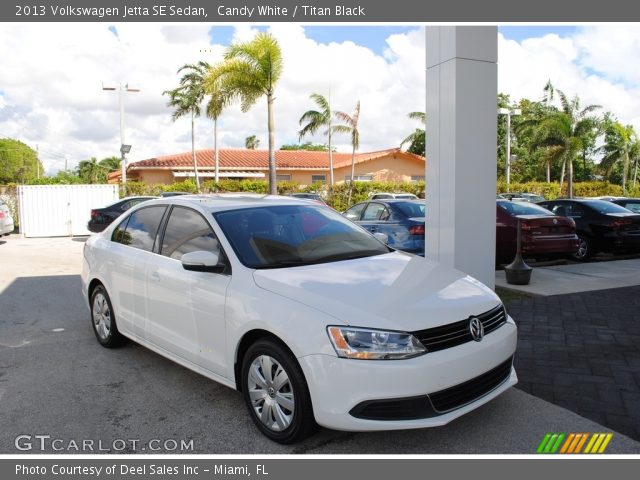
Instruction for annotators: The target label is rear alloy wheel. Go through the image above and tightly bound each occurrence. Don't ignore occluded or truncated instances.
[241,339,317,443]
[571,234,592,261]
[90,285,126,348]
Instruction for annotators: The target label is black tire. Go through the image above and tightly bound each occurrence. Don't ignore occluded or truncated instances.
[241,338,318,444]
[571,233,593,261]
[90,285,126,348]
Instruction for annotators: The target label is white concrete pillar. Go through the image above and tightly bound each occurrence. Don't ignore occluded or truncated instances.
[425,26,497,288]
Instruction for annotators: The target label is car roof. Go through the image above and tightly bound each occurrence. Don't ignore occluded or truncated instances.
[136,193,318,213]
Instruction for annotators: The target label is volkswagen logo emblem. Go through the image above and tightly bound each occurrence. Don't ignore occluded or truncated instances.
[553,218,558,225]
[469,317,484,342]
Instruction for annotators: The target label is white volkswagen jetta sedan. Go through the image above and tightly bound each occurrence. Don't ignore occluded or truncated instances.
[82,194,517,443]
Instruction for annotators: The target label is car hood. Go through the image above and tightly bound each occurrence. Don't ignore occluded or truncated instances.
[252,252,501,332]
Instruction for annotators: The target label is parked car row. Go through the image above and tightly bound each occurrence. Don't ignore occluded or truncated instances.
[89,193,640,264]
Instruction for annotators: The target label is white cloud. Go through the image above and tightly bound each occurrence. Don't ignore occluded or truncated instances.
[498,27,640,132]
[10,24,640,177]
[0,24,426,175]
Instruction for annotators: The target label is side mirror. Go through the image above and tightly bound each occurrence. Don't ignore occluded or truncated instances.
[181,250,225,273]
[373,232,389,244]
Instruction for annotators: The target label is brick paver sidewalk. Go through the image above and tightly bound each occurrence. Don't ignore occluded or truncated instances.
[507,286,640,440]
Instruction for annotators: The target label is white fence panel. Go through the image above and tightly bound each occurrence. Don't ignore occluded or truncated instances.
[18,185,119,237]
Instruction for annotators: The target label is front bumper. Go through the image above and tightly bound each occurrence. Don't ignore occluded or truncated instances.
[299,318,517,431]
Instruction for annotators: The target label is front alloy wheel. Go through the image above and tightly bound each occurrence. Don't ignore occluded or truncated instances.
[241,339,317,443]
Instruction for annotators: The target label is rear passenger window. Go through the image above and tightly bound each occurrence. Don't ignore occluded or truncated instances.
[161,206,219,260]
[362,203,387,221]
[113,206,167,252]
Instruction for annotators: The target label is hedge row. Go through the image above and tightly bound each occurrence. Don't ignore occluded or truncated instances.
[497,181,640,199]
[122,180,426,211]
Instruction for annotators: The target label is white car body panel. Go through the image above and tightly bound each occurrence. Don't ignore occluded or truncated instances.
[81,194,517,433]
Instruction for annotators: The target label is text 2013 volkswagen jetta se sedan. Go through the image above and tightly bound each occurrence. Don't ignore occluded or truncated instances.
[81,194,517,443]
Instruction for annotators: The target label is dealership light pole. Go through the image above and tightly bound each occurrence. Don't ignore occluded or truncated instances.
[498,108,521,189]
[102,82,140,194]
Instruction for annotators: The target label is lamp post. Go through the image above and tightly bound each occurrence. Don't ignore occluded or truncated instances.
[498,108,521,189]
[103,82,140,195]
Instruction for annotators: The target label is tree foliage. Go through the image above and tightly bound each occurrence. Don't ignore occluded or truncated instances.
[206,32,283,194]
[0,139,43,184]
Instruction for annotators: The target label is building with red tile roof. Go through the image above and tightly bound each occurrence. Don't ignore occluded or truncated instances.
[109,147,425,186]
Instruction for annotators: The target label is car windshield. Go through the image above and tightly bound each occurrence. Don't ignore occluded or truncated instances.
[213,205,390,269]
[584,200,636,214]
[498,201,553,216]
[395,201,425,218]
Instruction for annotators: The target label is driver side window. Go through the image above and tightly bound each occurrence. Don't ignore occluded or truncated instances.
[161,206,219,260]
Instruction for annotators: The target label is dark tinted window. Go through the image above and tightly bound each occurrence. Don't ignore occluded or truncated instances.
[344,203,366,221]
[118,206,167,251]
[214,205,389,269]
[583,200,635,214]
[395,201,426,218]
[161,207,219,260]
[498,201,553,216]
[111,217,129,243]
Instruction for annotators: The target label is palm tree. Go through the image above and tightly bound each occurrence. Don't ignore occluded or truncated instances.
[600,120,636,194]
[245,135,260,149]
[333,101,361,206]
[206,86,229,184]
[534,90,600,197]
[98,156,121,173]
[206,32,283,195]
[400,111,426,156]
[76,158,106,184]
[299,93,335,185]
[164,61,211,190]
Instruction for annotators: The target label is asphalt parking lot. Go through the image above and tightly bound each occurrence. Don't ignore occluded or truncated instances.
[1,235,639,454]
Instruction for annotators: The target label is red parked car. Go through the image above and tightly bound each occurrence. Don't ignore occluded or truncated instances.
[496,200,579,264]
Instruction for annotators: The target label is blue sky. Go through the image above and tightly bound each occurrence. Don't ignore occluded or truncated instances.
[499,26,578,42]
[208,26,417,56]
[205,26,581,57]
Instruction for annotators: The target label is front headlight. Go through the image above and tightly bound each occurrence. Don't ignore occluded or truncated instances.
[327,326,426,360]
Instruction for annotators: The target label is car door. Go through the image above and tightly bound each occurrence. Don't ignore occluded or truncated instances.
[343,202,367,223]
[145,206,231,376]
[358,202,390,234]
[108,205,168,338]
[495,203,516,261]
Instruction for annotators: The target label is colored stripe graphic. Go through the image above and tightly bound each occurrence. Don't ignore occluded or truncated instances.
[537,433,613,454]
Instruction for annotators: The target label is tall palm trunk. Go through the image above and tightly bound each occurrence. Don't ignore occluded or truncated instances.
[328,129,334,186]
[191,110,200,190]
[214,118,219,187]
[348,145,356,206]
[267,93,276,195]
[623,151,629,194]
[559,158,566,193]
[546,160,551,183]
[568,158,574,199]
[633,157,638,192]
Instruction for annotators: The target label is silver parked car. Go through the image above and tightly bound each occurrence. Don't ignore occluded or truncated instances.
[0,199,14,236]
